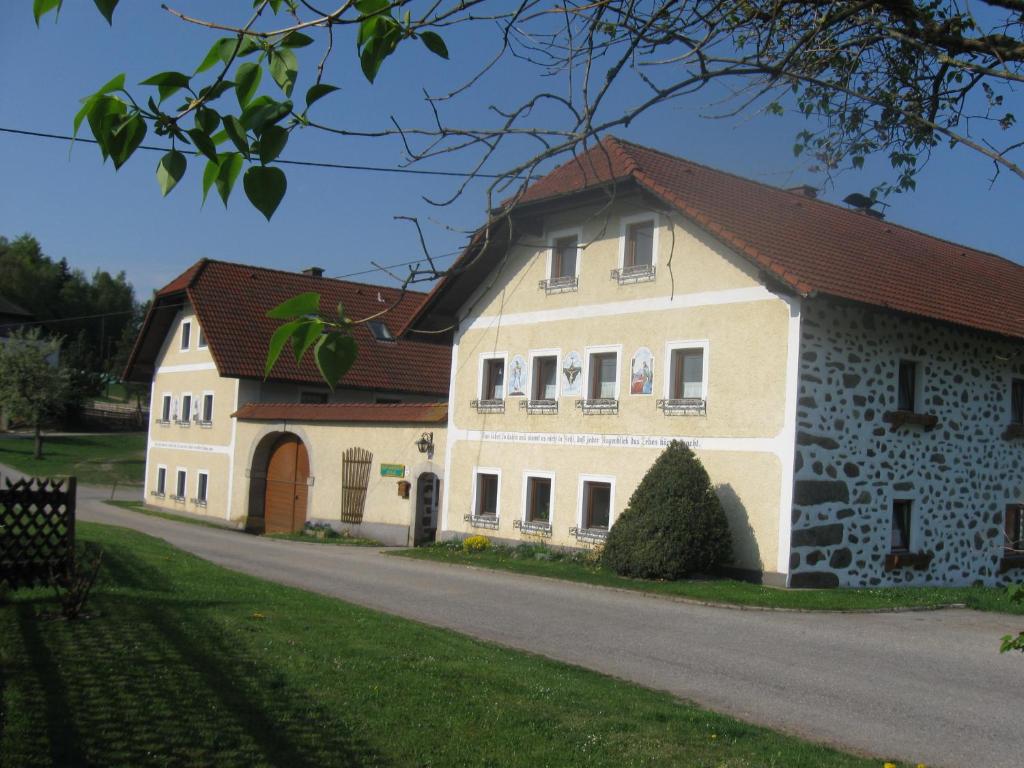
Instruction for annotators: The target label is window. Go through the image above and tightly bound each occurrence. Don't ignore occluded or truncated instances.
[1012,380,1024,425]
[180,394,192,424]
[897,360,919,412]
[624,220,654,267]
[160,394,172,423]
[155,466,166,496]
[583,481,612,530]
[367,320,395,342]
[482,358,505,400]
[1007,505,1024,554]
[891,499,912,553]
[588,352,618,399]
[201,393,214,423]
[551,235,578,279]
[196,472,209,505]
[474,472,500,518]
[670,348,705,400]
[197,326,207,348]
[300,391,329,404]
[525,476,552,523]
[175,469,187,501]
[180,321,191,350]
[532,355,558,400]
[375,397,402,404]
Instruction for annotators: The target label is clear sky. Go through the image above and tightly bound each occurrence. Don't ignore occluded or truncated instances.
[1,3,1020,299]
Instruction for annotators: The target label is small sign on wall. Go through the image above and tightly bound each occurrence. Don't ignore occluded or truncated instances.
[380,463,406,478]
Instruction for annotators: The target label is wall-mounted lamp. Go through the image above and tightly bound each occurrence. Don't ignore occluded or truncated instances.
[415,431,434,459]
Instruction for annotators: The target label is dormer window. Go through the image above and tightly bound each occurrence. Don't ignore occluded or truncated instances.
[540,231,580,293]
[368,319,395,342]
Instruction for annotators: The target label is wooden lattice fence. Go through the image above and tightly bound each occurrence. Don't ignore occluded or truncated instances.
[0,476,77,589]
[341,447,372,524]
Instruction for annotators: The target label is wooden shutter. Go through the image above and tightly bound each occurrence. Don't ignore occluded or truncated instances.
[341,447,373,524]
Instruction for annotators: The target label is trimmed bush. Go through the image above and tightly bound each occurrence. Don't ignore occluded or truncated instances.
[602,441,732,580]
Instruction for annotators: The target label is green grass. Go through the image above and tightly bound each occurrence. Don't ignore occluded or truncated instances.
[0,433,145,486]
[0,523,910,768]
[264,531,383,547]
[393,544,1024,614]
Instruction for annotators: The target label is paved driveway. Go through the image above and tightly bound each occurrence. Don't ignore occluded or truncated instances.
[9,467,1022,768]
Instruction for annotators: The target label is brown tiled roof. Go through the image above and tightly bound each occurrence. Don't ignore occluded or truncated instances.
[126,259,450,395]
[412,136,1024,340]
[232,401,448,424]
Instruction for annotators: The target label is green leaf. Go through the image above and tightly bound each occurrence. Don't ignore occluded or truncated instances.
[419,31,449,60]
[214,152,244,206]
[140,71,191,102]
[305,83,339,108]
[269,48,299,97]
[222,115,250,158]
[360,45,383,83]
[266,292,321,319]
[243,166,287,220]
[264,318,305,379]
[195,107,220,135]
[314,333,358,388]
[33,0,61,25]
[198,79,235,103]
[235,62,262,109]
[290,319,324,364]
[241,98,293,131]
[196,38,234,74]
[202,157,219,204]
[355,0,390,14]
[109,113,147,170]
[92,0,118,24]
[281,31,315,48]
[156,150,186,196]
[86,96,128,160]
[187,129,219,163]
[96,73,127,95]
[257,125,288,164]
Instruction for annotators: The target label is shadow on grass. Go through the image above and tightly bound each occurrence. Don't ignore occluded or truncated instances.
[6,544,389,768]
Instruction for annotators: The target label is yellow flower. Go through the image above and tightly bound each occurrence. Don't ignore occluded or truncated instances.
[883,763,897,768]
[251,611,266,620]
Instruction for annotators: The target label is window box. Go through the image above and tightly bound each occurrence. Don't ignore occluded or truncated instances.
[569,525,608,543]
[190,498,208,508]
[198,420,213,428]
[1003,424,1024,441]
[520,399,558,414]
[610,264,656,284]
[463,513,499,530]
[657,398,707,415]
[149,491,165,499]
[538,275,579,294]
[882,410,939,432]
[576,398,619,415]
[471,399,505,414]
[176,419,192,428]
[170,494,186,503]
[883,551,933,571]
[513,519,553,537]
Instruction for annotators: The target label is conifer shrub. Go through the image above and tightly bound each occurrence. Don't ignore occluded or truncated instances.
[602,441,732,580]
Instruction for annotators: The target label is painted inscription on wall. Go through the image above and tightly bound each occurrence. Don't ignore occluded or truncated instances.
[478,430,700,450]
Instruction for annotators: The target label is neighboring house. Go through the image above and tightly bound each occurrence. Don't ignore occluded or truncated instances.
[0,296,33,337]
[124,260,450,545]
[405,136,1024,588]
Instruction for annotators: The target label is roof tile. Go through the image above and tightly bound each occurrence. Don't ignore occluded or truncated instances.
[232,401,448,424]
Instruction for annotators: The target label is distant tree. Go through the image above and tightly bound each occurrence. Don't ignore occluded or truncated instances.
[0,328,69,459]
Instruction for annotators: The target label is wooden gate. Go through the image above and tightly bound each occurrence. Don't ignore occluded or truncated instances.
[0,476,76,588]
[341,447,372,524]
[264,435,310,533]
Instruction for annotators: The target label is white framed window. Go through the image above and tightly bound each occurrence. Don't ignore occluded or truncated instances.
[664,340,710,401]
[154,465,167,496]
[583,344,621,400]
[617,212,659,269]
[897,358,925,412]
[546,227,583,281]
[197,326,207,349]
[478,353,508,400]
[180,320,192,351]
[159,393,172,423]
[885,487,920,553]
[471,467,502,519]
[577,474,616,531]
[174,468,188,501]
[528,348,561,401]
[521,470,555,525]
[200,392,214,424]
[195,470,209,506]
[179,393,193,425]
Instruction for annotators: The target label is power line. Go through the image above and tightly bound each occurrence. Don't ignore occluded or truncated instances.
[0,126,517,180]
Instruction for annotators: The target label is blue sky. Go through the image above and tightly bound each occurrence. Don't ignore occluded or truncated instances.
[1,3,1020,299]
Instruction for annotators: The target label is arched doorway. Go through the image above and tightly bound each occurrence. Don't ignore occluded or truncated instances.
[264,434,310,533]
[414,472,441,545]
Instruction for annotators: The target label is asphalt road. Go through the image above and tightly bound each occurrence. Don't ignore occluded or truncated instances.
[10,467,1022,768]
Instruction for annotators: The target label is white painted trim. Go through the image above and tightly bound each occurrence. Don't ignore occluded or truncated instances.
[197,326,208,349]
[885,487,922,553]
[196,469,210,504]
[583,344,623,400]
[440,331,461,534]
[477,351,509,400]
[663,339,710,401]
[577,473,617,529]
[527,348,561,400]
[157,362,218,374]
[225,377,239,521]
[775,295,801,579]
[470,466,502,519]
[200,391,215,423]
[521,469,556,525]
[180,320,192,351]
[545,226,583,281]
[617,212,660,270]
[151,440,233,455]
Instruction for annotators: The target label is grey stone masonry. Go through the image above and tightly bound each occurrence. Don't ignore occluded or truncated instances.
[790,299,1024,587]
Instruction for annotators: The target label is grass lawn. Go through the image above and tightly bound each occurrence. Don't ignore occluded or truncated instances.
[0,433,146,487]
[107,500,237,532]
[393,544,1024,614]
[0,523,912,768]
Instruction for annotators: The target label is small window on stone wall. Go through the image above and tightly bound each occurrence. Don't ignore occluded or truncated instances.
[897,360,919,412]
[1011,380,1024,425]
[1006,505,1024,555]
[891,499,912,553]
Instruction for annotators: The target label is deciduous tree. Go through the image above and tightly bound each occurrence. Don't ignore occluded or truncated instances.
[0,328,70,459]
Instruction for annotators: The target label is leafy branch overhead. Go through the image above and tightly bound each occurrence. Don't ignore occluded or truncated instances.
[264,292,358,387]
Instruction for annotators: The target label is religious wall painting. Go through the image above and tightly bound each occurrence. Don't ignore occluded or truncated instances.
[630,347,654,395]
[561,351,583,396]
[508,354,528,397]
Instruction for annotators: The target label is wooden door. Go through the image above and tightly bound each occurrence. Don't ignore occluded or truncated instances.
[414,473,440,546]
[264,435,310,533]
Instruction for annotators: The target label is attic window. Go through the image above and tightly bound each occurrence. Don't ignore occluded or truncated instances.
[367,320,395,342]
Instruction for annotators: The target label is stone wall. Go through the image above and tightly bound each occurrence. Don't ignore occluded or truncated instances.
[790,299,1024,587]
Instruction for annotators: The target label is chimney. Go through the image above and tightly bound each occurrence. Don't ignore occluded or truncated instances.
[787,185,818,199]
[302,266,324,278]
